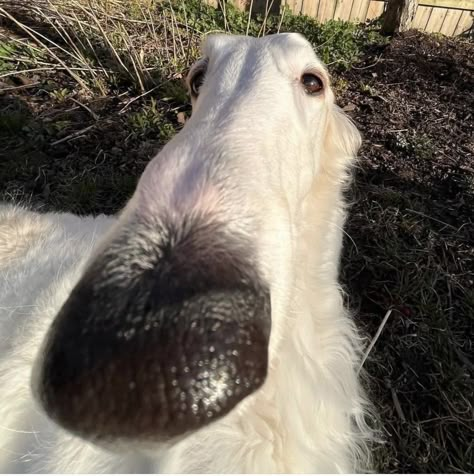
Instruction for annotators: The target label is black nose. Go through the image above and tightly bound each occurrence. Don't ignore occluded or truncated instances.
[33,217,271,442]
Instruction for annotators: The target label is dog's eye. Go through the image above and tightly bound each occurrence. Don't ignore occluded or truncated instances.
[190,69,206,97]
[301,73,323,95]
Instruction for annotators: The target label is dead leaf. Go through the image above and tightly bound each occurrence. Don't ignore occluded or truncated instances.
[342,103,357,112]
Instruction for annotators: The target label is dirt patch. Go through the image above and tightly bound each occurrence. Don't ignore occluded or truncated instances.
[1,28,473,473]
[0,65,186,213]
[339,31,474,473]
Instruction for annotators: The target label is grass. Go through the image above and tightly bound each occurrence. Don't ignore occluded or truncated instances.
[0,0,472,473]
[0,40,17,72]
[343,178,474,472]
[128,97,176,139]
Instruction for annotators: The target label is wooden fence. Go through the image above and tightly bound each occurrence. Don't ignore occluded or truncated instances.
[232,0,474,35]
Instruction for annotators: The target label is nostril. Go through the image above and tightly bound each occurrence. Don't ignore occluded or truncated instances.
[33,220,271,443]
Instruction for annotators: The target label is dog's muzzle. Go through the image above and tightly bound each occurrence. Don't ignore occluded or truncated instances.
[33,217,271,442]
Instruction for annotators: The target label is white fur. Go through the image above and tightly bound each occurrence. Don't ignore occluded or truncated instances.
[0,33,374,473]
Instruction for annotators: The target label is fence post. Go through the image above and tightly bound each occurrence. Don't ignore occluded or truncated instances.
[382,0,419,34]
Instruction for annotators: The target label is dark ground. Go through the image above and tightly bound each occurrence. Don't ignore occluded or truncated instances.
[1,29,473,473]
[340,32,474,473]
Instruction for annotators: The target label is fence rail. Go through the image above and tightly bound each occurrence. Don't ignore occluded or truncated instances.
[231,0,473,35]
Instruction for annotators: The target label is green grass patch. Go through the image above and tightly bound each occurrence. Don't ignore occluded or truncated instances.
[128,97,176,140]
[0,41,18,72]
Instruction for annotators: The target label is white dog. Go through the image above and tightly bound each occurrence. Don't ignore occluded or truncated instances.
[0,33,374,473]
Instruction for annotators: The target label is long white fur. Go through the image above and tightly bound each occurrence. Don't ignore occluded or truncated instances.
[0,33,374,473]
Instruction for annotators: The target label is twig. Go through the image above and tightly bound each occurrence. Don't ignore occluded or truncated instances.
[358,309,393,374]
[406,208,457,231]
[352,54,383,70]
[70,97,99,121]
[277,5,287,34]
[0,55,58,67]
[217,0,228,32]
[51,124,95,146]
[0,82,41,92]
[118,83,162,114]
[0,66,107,79]
[388,381,406,422]
[258,0,276,37]
[246,0,254,36]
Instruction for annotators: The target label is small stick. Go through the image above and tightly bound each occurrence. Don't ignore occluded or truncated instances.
[352,54,383,70]
[70,98,100,121]
[406,208,458,230]
[388,380,406,422]
[0,82,40,92]
[358,309,393,374]
[118,83,162,114]
[51,124,95,146]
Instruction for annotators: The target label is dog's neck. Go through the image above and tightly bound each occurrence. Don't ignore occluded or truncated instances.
[243,165,368,472]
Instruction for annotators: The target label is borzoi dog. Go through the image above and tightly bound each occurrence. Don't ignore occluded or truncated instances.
[0,33,374,473]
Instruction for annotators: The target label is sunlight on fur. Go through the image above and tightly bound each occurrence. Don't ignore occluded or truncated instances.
[0,33,376,473]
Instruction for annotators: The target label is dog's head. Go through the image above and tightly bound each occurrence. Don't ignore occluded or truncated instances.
[32,33,360,446]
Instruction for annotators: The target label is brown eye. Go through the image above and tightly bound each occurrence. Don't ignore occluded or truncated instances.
[190,70,206,97]
[301,73,323,95]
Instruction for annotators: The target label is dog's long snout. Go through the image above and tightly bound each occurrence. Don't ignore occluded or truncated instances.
[34,218,271,442]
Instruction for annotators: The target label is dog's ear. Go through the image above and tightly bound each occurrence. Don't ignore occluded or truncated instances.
[322,105,362,182]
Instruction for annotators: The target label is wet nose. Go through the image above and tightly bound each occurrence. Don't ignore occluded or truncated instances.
[34,218,271,442]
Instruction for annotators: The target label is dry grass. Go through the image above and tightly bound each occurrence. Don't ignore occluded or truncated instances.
[0,0,201,93]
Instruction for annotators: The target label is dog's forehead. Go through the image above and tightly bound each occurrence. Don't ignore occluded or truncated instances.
[202,33,318,66]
